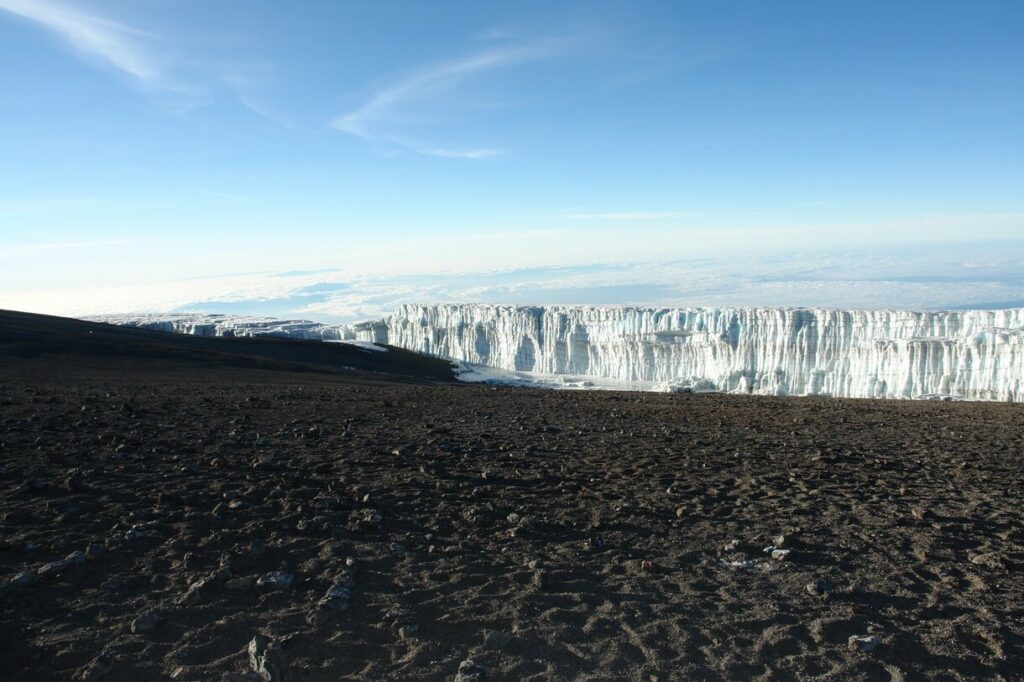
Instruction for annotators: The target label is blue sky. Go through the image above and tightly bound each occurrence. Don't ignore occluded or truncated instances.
[1,1,1023,317]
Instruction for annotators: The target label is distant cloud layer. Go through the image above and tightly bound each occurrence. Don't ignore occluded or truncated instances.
[3,242,1022,323]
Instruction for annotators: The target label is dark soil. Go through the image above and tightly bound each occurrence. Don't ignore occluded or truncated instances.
[1,310,1022,681]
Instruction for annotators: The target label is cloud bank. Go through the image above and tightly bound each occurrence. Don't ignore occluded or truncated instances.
[3,242,1022,324]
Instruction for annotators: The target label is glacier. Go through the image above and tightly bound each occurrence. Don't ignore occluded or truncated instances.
[89,313,352,340]
[94,305,1024,401]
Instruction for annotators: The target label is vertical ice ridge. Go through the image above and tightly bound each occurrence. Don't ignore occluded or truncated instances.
[94,306,1024,401]
[375,305,1024,400]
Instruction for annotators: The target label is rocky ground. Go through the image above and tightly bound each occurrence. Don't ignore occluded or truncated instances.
[1,311,1023,681]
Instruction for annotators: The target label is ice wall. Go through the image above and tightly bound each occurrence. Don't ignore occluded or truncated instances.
[93,313,359,341]
[96,305,1024,401]
[369,305,1024,401]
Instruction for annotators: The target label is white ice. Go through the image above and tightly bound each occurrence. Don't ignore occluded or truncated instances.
[94,304,1024,402]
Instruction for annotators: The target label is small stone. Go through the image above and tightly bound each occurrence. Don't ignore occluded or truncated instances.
[131,609,161,634]
[65,471,87,492]
[805,578,830,598]
[37,559,70,577]
[968,552,1003,569]
[351,509,382,532]
[322,583,351,609]
[885,665,907,682]
[11,571,38,587]
[256,571,294,590]
[722,559,757,570]
[178,575,213,605]
[455,658,485,682]
[218,552,235,572]
[74,654,111,681]
[307,580,353,627]
[314,496,340,511]
[675,506,686,518]
[124,526,144,542]
[252,457,277,471]
[848,634,881,653]
[296,518,323,534]
[770,549,791,561]
[482,629,512,649]
[248,634,289,681]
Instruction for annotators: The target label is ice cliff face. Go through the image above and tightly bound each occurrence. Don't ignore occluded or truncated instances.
[96,305,1024,401]
[363,305,1024,401]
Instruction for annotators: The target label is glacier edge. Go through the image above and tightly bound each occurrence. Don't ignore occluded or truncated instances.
[93,304,1024,401]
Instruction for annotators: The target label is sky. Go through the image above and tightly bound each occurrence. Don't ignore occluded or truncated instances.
[1,0,1023,321]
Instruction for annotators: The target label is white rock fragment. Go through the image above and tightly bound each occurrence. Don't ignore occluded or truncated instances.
[256,571,294,590]
[131,609,161,634]
[848,634,882,652]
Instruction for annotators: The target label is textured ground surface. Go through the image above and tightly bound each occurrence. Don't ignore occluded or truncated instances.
[1,311,1023,681]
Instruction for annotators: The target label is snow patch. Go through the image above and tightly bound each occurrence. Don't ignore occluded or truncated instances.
[325,340,388,353]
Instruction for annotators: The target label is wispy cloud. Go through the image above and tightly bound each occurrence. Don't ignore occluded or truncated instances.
[0,0,162,85]
[562,211,688,221]
[0,237,145,259]
[416,146,503,160]
[0,0,286,120]
[235,94,296,130]
[389,135,504,160]
[195,189,246,202]
[332,44,555,158]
